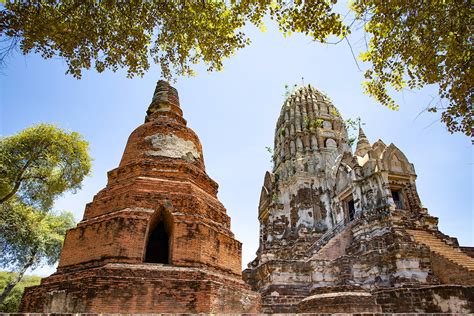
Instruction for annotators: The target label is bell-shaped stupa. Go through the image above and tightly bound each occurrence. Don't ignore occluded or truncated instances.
[21,80,260,313]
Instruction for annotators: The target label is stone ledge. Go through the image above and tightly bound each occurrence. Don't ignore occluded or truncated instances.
[2,313,470,316]
[20,263,260,313]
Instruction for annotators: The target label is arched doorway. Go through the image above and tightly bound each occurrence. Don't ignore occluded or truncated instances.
[145,221,169,263]
[144,208,172,264]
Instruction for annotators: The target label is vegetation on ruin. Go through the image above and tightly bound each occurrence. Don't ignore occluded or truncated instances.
[279,128,286,137]
[1,1,471,136]
[0,271,41,312]
[303,116,324,132]
[281,84,363,147]
[344,117,364,146]
[265,146,275,167]
[0,124,90,306]
[283,83,299,99]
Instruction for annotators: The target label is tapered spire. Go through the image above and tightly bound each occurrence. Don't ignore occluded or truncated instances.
[355,126,371,157]
[145,80,183,122]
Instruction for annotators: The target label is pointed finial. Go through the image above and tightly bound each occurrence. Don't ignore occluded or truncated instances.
[358,125,367,139]
[302,76,305,86]
[145,80,182,122]
[355,126,371,157]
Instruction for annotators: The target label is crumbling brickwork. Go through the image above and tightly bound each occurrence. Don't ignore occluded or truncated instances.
[374,285,474,313]
[21,264,258,313]
[244,85,474,313]
[20,81,259,313]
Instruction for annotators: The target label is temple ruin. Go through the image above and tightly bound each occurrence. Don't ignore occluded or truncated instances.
[19,82,473,314]
[243,85,474,313]
[20,81,260,313]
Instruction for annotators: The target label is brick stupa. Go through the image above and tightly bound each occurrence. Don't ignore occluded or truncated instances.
[21,81,260,313]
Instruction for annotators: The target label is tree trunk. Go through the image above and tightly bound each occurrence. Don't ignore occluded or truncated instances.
[0,251,36,306]
[0,160,30,205]
[0,145,45,205]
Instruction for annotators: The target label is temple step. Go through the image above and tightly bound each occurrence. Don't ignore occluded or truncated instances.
[406,229,474,272]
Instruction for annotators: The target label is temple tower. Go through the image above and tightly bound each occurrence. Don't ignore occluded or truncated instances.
[257,85,351,262]
[21,81,259,313]
[244,84,474,313]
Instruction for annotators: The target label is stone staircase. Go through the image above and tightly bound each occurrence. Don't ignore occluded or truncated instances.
[307,218,359,257]
[406,229,474,271]
[310,222,354,261]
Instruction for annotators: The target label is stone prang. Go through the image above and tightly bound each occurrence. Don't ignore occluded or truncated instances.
[243,85,474,314]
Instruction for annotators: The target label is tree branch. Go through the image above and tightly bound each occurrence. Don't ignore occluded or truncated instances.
[0,159,31,205]
[345,37,362,72]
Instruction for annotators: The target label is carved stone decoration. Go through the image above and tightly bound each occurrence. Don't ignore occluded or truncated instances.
[244,84,474,314]
[326,138,337,149]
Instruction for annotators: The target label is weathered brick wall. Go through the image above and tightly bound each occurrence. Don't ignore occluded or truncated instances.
[430,251,474,285]
[21,264,260,313]
[58,209,150,270]
[244,209,454,313]
[374,285,474,313]
[58,211,242,276]
[299,293,381,313]
[209,280,261,312]
[260,284,309,313]
[119,116,205,171]
[83,175,224,222]
[172,220,242,276]
[57,110,243,276]
[340,217,437,288]
[311,222,353,260]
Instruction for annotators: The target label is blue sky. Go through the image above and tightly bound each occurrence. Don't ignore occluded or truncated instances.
[1,20,472,276]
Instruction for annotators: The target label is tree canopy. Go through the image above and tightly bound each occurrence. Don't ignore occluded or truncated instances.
[0,199,74,273]
[0,124,92,210]
[1,1,471,136]
[0,198,75,306]
[351,0,472,136]
[0,1,347,78]
[0,0,251,78]
[0,124,88,306]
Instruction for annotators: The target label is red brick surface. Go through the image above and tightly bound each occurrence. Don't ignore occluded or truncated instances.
[21,264,260,313]
[20,81,260,313]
